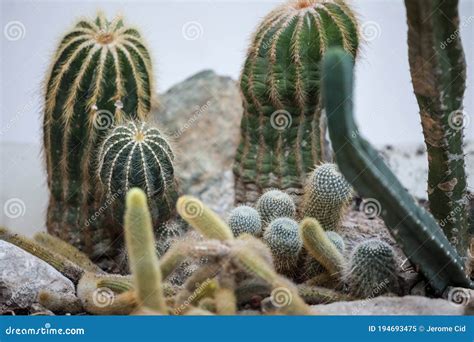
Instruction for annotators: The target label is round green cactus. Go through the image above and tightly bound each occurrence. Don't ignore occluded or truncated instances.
[228,206,262,237]
[97,121,178,227]
[303,163,353,231]
[263,217,302,276]
[234,0,359,204]
[257,189,296,225]
[43,12,154,257]
[344,239,399,298]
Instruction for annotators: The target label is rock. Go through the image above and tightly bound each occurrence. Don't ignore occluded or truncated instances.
[0,240,77,312]
[152,70,241,216]
[311,295,466,315]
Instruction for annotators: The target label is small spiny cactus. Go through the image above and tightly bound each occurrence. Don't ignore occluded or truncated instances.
[256,189,296,225]
[234,0,359,205]
[303,163,353,231]
[344,239,399,298]
[44,12,154,257]
[228,206,262,237]
[263,217,302,276]
[304,230,345,279]
[97,121,178,229]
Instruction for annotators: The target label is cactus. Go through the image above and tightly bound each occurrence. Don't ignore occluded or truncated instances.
[234,0,359,205]
[263,217,302,276]
[97,121,178,229]
[124,188,167,314]
[300,218,345,278]
[43,12,154,257]
[304,230,345,279]
[405,0,469,257]
[228,206,262,237]
[176,195,234,241]
[302,163,353,230]
[344,239,398,298]
[322,48,473,293]
[256,189,296,225]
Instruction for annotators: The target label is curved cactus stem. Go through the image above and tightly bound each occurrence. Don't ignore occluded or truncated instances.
[405,0,468,257]
[322,48,473,293]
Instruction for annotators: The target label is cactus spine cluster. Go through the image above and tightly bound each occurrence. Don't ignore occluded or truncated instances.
[405,0,469,257]
[228,206,262,237]
[97,121,178,227]
[234,0,359,205]
[344,239,398,298]
[256,189,296,225]
[322,48,473,292]
[263,217,302,276]
[43,12,154,256]
[303,163,353,230]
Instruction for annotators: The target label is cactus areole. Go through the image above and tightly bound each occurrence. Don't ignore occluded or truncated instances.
[234,0,359,205]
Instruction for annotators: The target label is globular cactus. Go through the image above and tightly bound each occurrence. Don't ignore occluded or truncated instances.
[43,12,154,257]
[124,188,167,314]
[322,48,473,292]
[234,0,359,205]
[228,206,262,237]
[344,239,398,298]
[304,230,345,279]
[405,0,469,257]
[97,121,178,229]
[263,217,302,276]
[302,163,353,230]
[256,189,296,225]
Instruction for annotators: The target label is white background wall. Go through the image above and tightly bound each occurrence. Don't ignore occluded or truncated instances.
[1,0,473,235]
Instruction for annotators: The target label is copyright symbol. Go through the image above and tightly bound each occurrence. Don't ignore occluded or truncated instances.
[419,325,425,332]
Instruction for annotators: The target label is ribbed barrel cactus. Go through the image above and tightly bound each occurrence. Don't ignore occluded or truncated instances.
[97,121,178,229]
[234,0,359,205]
[43,12,154,256]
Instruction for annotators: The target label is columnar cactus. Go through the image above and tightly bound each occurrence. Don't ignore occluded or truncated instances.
[304,230,345,279]
[405,0,469,257]
[303,163,353,230]
[256,189,296,225]
[322,48,473,293]
[344,239,398,298]
[228,206,262,237]
[97,121,178,228]
[263,217,302,276]
[43,12,154,256]
[234,0,359,205]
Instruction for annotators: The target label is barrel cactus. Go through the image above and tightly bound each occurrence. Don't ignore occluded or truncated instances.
[256,189,296,225]
[302,163,353,231]
[234,0,359,205]
[228,206,262,237]
[97,121,178,229]
[43,12,154,256]
[344,239,399,298]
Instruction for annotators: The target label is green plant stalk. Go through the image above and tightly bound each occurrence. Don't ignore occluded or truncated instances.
[322,48,473,293]
[405,0,468,258]
[297,284,352,304]
[125,188,167,313]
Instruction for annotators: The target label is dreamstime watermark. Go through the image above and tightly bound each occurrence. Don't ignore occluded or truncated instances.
[360,20,381,42]
[270,109,292,131]
[174,278,213,314]
[93,109,114,130]
[4,323,85,336]
[446,287,471,307]
[440,15,474,49]
[92,287,115,308]
[448,109,470,131]
[270,287,293,308]
[3,21,26,41]
[182,21,203,41]
[173,100,211,138]
[359,198,381,219]
[0,99,34,136]
[3,198,26,219]
[84,190,122,227]
[178,197,204,219]
[352,278,390,314]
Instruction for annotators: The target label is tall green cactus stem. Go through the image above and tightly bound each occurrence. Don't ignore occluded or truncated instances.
[302,163,353,230]
[300,218,345,277]
[176,195,234,241]
[263,217,302,276]
[344,239,398,298]
[322,48,473,293]
[234,0,359,205]
[228,206,262,237]
[124,188,167,314]
[97,121,178,228]
[257,189,296,225]
[44,13,154,256]
[405,0,469,257]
